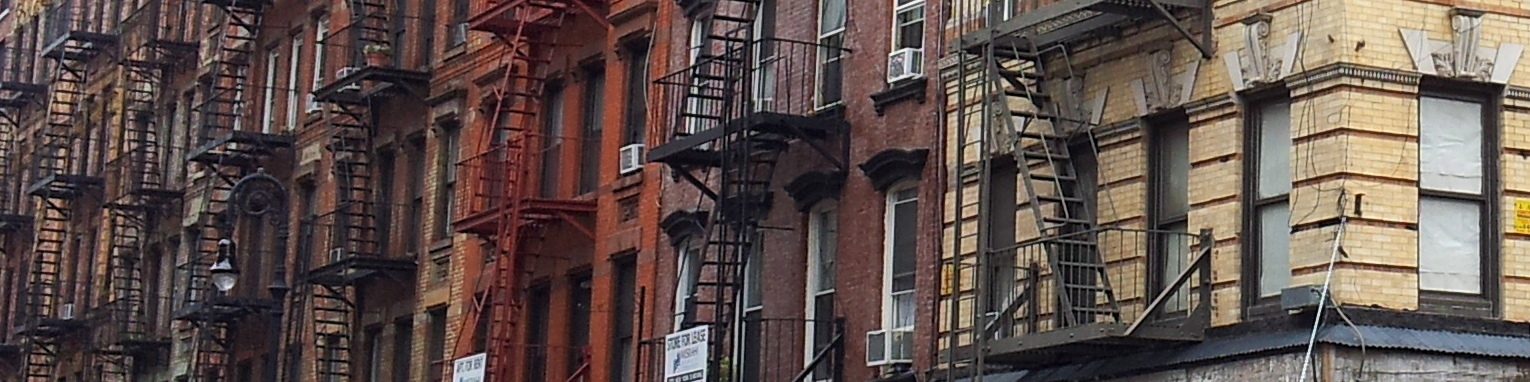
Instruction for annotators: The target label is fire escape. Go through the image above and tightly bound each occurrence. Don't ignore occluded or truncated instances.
[17,1,117,380]
[451,0,604,380]
[96,1,200,379]
[0,44,43,238]
[943,0,1215,374]
[646,0,850,380]
[303,0,428,380]
[172,0,291,381]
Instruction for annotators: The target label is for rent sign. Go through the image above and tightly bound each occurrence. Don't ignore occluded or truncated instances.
[664,325,710,382]
[453,353,487,382]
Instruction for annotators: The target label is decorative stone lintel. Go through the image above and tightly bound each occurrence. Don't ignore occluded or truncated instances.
[871,77,929,116]
[660,210,708,246]
[783,170,846,212]
[1222,12,1301,92]
[858,148,930,192]
[1400,7,1524,84]
[1129,48,1200,115]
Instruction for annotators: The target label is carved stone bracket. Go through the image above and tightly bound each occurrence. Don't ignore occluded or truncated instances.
[1400,7,1524,83]
[1222,13,1301,91]
[1130,48,1200,115]
[1050,76,1107,134]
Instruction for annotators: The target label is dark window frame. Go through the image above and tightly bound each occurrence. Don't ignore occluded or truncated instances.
[1416,79,1501,318]
[1239,87,1295,319]
[1144,110,1192,304]
[425,306,448,382]
[578,64,606,194]
[433,123,461,240]
[621,42,649,146]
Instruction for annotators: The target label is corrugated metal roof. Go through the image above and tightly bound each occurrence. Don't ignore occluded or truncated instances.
[957,325,1530,382]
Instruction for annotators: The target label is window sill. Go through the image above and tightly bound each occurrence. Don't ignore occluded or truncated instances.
[1419,291,1494,318]
[429,238,454,253]
[870,77,928,116]
[442,46,468,64]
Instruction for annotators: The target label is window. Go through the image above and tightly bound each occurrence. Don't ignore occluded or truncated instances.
[622,44,648,145]
[884,185,918,330]
[376,150,396,254]
[286,34,302,129]
[391,318,413,382]
[298,183,318,256]
[390,0,407,67]
[610,259,638,382]
[567,273,593,375]
[434,123,461,239]
[425,307,447,382]
[312,15,329,89]
[449,0,468,48]
[672,242,702,331]
[364,326,383,382]
[739,243,764,382]
[525,285,552,380]
[750,0,777,111]
[816,0,846,106]
[540,83,565,198]
[890,0,925,80]
[262,48,278,133]
[407,137,427,249]
[682,21,713,135]
[1249,100,1292,299]
[805,204,837,381]
[417,1,436,66]
[1149,114,1191,309]
[983,161,1016,328]
[1418,95,1488,296]
[578,66,605,194]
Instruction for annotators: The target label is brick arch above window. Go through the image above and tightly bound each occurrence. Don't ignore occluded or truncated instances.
[660,209,708,247]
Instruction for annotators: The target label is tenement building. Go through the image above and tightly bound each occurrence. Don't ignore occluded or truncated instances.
[940,0,1530,380]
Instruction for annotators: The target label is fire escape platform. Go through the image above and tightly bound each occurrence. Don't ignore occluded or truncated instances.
[306,255,418,286]
[466,0,567,36]
[172,296,280,322]
[0,81,48,108]
[957,0,1209,53]
[454,198,597,236]
[977,320,1207,366]
[26,173,103,198]
[0,213,30,232]
[13,317,88,338]
[40,32,119,62]
[186,130,295,165]
[646,111,846,167]
[200,0,270,10]
[312,66,431,104]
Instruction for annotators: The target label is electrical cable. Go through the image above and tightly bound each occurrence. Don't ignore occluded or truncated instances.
[1297,191,1348,382]
[1332,301,1366,380]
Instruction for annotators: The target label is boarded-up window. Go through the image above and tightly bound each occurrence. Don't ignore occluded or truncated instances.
[1418,96,1485,294]
[1254,100,1292,297]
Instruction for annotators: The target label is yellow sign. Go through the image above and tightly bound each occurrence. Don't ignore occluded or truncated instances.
[1514,199,1530,235]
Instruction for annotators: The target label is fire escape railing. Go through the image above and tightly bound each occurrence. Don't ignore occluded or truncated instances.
[637,317,845,382]
[654,38,849,141]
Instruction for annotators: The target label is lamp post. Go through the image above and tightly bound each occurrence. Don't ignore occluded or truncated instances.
[216,168,292,382]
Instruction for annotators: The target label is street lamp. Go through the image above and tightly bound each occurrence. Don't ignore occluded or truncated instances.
[211,238,240,293]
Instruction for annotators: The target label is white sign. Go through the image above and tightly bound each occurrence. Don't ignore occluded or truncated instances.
[664,325,710,382]
[453,353,488,382]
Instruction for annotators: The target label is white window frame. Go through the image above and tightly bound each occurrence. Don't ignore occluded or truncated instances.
[262,48,278,134]
[804,203,837,381]
[286,35,302,130]
[815,0,846,108]
[890,0,926,78]
[672,243,702,332]
[683,20,712,136]
[883,182,919,331]
[311,15,329,93]
[1417,95,1487,295]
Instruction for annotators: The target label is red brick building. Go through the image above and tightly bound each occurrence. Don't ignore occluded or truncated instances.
[646,0,943,381]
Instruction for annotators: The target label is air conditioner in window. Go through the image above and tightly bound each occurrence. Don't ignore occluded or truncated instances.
[305,94,322,113]
[865,328,914,367]
[334,67,363,92]
[618,144,645,175]
[60,303,75,320]
[886,47,924,84]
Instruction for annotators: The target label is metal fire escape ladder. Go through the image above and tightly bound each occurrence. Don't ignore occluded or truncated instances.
[311,99,378,382]
[180,1,269,381]
[346,0,391,53]
[990,42,1118,328]
[450,1,572,380]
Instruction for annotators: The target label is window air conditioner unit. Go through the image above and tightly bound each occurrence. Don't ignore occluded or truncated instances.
[865,328,914,367]
[335,67,362,91]
[886,48,923,84]
[618,144,645,175]
[60,303,75,320]
[305,94,322,113]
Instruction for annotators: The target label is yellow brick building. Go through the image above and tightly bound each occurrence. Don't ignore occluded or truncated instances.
[939,0,1530,379]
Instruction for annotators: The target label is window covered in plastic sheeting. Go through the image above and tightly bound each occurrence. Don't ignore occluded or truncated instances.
[1254,100,1292,298]
[1417,95,1487,295]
